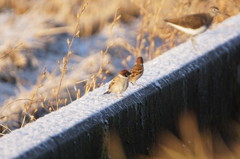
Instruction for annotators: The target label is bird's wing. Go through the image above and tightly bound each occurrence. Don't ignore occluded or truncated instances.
[164,13,210,29]
[130,65,143,77]
[108,76,118,89]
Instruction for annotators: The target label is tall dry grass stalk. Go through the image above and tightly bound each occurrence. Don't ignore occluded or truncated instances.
[55,2,88,110]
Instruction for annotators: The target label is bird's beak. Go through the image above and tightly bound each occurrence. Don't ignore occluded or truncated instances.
[219,11,230,17]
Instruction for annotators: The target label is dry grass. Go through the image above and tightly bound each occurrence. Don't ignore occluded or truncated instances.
[0,0,240,135]
[106,112,240,159]
[111,0,240,58]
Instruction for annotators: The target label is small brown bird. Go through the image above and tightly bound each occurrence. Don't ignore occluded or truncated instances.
[104,70,131,96]
[164,7,228,36]
[129,57,144,85]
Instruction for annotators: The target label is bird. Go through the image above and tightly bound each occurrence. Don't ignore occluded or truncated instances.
[104,70,131,96]
[129,57,144,85]
[164,6,228,42]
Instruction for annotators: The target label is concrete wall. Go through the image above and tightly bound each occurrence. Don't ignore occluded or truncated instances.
[0,14,240,159]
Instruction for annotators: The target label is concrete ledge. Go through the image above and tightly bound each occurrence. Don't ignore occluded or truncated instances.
[0,14,240,159]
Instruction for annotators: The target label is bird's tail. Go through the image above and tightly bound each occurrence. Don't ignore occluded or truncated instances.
[103,91,111,95]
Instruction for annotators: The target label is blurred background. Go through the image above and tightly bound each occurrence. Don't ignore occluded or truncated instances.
[106,112,240,159]
[0,0,239,134]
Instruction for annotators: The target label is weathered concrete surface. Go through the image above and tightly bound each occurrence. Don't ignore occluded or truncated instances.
[0,14,240,159]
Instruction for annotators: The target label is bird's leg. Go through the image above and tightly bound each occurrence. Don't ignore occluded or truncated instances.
[191,36,197,51]
[131,81,137,86]
[131,81,144,87]
[116,93,123,98]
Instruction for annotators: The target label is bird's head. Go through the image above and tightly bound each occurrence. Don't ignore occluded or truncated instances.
[119,70,131,77]
[209,6,229,17]
[136,57,143,65]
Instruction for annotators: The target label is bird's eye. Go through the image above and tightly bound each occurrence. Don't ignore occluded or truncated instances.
[125,73,130,77]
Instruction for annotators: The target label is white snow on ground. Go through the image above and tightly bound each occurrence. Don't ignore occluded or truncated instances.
[0,13,239,159]
[0,14,140,106]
